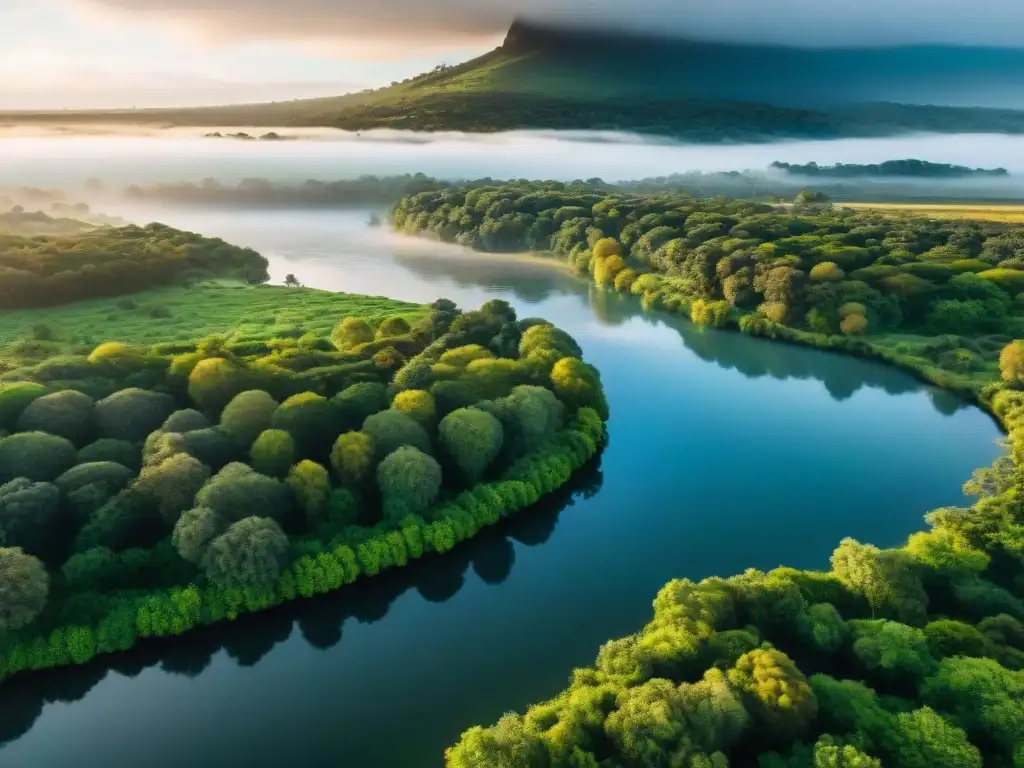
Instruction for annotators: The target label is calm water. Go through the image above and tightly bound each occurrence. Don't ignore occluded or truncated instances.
[0,208,1003,767]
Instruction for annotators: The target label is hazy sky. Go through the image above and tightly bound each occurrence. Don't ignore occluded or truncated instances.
[3,0,1024,109]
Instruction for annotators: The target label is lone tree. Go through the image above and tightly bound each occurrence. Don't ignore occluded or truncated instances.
[284,274,301,287]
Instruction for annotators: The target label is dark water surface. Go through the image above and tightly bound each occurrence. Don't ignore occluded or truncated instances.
[0,210,1003,768]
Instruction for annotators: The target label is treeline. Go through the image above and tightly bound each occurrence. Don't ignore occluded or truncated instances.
[771,160,1011,179]
[0,224,270,309]
[0,297,607,683]
[444,392,1024,767]
[122,175,453,209]
[393,181,1024,385]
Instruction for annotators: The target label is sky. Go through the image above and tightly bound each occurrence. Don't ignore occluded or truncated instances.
[3,0,1024,110]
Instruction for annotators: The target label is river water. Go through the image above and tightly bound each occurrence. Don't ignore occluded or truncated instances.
[0,205,1003,767]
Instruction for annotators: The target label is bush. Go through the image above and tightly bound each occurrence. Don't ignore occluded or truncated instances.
[172,506,227,564]
[841,313,869,335]
[330,431,375,486]
[287,460,331,525]
[134,452,211,524]
[162,409,211,434]
[809,261,845,281]
[439,407,504,481]
[76,439,141,472]
[17,390,95,445]
[270,392,339,457]
[180,427,244,470]
[0,479,62,556]
[55,462,135,496]
[376,316,411,338]
[333,382,389,432]
[0,546,49,630]
[392,389,436,428]
[690,299,731,328]
[219,390,279,446]
[0,431,77,483]
[187,357,252,416]
[519,324,582,360]
[203,516,289,588]
[0,382,49,430]
[195,462,292,523]
[250,429,295,478]
[550,357,609,419]
[377,446,442,516]
[94,388,176,442]
[331,317,374,350]
[363,409,432,459]
[999,341,1024,384]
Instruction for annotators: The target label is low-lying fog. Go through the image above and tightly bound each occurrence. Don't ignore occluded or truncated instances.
[2,128,1024,193]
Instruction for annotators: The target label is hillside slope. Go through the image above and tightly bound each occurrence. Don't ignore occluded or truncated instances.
[6,21,1024,142]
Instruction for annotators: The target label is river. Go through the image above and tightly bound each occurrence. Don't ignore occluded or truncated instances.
[0,206,1003,767]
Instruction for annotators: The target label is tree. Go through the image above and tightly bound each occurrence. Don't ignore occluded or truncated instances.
[0,431,77,483]
[519,324,582,360]
[439,407,504,481]
[270,392,339,457]
[203,516,288,589]
[550,357,608,419]
[363,410,432,459]
[219,390,279,446]
[377,446,442,516]
[851,620,937,682]
[55,462,134,497]
[830,538,928,624]
[810,262,845,282]
[172,506,227,564]
[497,385,564,456]
[444,714,548,768]
[330,431,375,486]
[94,388,176,442]
[188,358,251,416]
[392,390,437,428]
[999,341,1024,384]
[77,438,141,472]
[134,452,211,524]
[287,460,331,526]
[0,479,61,556]
[893,707,982,768]
[250,429,295,478]
[727,648,817,739]
[284,273,300,287]
[331,317,374,350]
[17,390,95,445]
[840,313,868,335]
[196,462,292,524]
[0,547,49,630]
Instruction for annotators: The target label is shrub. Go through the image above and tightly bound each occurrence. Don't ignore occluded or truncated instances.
[187,357,251,416]
[333,382,389,432]
[0,479,62,556]
[551,357,609,419]
[690,299,731,328]
[999,341,1024,384]
[172,506,227,564]
[841,313,869,335]
[17,390,95,445]
[439,407,504,481]
[250,430,295,479]
[270,392,339,457]
[376,316,411,338]
[0,547,49,630]
[728,648,817,738]
[0,431,77,483]
[94,388,176,442]
[55,462,134,496]
[162,409,211,434]
[809,261,845,281]
[76,439,141,472]
[287,460,331,525]
[331,317,374,350]
[377,446,442,517]
[195,462,292,523]
[392,389,436,428]
[0,382,48,430]
[87,342,142,365]
[363,409,432,459]
[519,324,582,359]
[219,390,279,446]
[203,516,289,589]
[330,431,375,486]
[180,427,244,469]
[134,452,210,524]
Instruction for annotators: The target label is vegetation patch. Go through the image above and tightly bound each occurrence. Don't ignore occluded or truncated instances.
[0,295,607,685]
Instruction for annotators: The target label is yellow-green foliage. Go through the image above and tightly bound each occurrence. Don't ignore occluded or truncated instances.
[690,299,731,328]
[392,389,436,428]
[999,341,1024,383]
[841,313,869,335]
[809,261,845,281]
[330,431,375,486]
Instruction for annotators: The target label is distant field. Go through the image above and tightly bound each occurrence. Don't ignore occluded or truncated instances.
[845,202,1024,223]
[0,283,425,350]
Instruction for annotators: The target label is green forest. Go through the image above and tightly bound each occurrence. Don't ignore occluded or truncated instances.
[393,181,1024,393]
[770,160,1010,178]
[0,287,607,683]
[0,224,270,309]
[391,182,1024,766]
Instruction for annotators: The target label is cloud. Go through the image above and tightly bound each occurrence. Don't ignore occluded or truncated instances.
[76,0,1024,49]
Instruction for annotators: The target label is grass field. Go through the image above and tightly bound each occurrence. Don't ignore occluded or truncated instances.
[845,202,1024,223]
[0,283,425,351]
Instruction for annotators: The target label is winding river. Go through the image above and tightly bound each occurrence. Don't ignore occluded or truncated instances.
[0,207,1003,766]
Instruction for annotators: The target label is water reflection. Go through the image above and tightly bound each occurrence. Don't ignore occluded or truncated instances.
[0,457,603,748]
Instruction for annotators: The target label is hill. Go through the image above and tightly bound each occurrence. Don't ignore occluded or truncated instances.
[5,21,1024,142]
